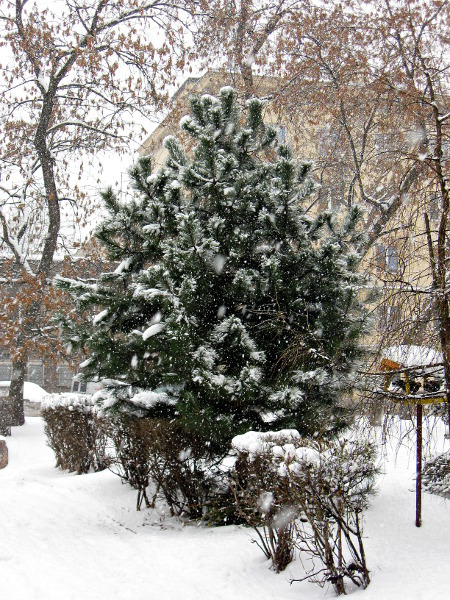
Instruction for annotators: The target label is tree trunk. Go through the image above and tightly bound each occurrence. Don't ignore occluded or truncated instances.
[5,77,62,425]
[8,357,27,426]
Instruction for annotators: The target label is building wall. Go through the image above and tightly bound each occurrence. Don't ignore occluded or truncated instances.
[138,70,441,355]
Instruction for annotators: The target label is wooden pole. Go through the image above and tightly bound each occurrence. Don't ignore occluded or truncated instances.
[415,402,422,528]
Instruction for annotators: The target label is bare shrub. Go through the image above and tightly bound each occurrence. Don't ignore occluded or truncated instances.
[145,420,222,520]
[422,450,450,499]
[103,417,155,511]
[105,417,224,518]
[290,436,377,594]
[230,431,301,573]
[231,430,378,592]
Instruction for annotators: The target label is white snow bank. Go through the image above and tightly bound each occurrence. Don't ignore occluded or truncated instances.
[0,381,48,403]
[0,418,449,599]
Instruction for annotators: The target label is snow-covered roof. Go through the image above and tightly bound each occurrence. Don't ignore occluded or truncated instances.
[382,345,443,368]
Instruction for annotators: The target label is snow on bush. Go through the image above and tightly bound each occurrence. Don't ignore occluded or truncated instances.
[92,383,177,415]
[57,86,369,462]
[231,429,378,594]
[232,429,300,456]
[41,392,95,411]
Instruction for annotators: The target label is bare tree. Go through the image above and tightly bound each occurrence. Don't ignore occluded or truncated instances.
[194,0,449,425]
[0,0,193,425]
[194,0,304,98]
[371,0,450,423]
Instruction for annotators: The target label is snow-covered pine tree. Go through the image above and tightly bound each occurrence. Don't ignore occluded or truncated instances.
[57,87,369,456]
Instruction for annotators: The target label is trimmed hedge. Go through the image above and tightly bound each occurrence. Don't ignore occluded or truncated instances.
[42,393,110,474]
[42,397,224,519]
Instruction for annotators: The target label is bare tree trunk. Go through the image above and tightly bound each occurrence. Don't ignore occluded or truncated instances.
[436,252,450,435]
[7,281,47,427]
[9,357,27,426]
[6,64,61,425]
[234,1,288,100]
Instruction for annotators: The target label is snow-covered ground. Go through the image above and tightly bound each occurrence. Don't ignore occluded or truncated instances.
[0,417,449,600]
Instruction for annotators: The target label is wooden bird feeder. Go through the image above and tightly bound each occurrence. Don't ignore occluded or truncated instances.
[380,350,446,528]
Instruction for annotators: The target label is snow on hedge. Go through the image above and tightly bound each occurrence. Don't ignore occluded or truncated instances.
[41,392,95,410]
[232,429,301,456]
[232,428,376,485]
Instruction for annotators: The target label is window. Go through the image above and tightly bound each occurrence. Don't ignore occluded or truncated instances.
[386,247,398,272]
[0,362,11,381]
[428,194,440,222]
[323,180,346,211]
[387,304,401,327]
[374,244,398,272]
[317,127,339,157]
[72,379,87,393]
[57,365,73,387]
[28,363,44,385]
[377,303,400,326]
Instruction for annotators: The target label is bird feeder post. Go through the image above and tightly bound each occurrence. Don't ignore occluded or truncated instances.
[415,402,422,528]
[406,371,422,527]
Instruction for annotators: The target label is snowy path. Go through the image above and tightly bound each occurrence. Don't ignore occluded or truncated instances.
[0,418,449,600]
[363,428,450,600]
